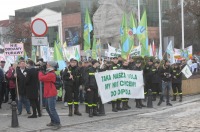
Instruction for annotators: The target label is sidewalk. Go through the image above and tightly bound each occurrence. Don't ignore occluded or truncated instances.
[0,94,200,132]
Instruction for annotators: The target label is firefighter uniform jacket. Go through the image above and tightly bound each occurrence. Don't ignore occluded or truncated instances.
[150,66,161,83]
[172,67,182,84]
[110,63,121,70]
[85,66,98,90]
[62,65,81,88]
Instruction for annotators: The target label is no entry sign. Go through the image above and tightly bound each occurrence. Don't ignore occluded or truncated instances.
[31,18,48,37]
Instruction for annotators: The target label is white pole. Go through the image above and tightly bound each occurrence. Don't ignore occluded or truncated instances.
[181,0,185,49]
[138,0,140,46]
[138,0,140,23]
[158,0,162,52]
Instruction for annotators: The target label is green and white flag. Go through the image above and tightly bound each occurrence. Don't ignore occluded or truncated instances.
[181,65,192,78]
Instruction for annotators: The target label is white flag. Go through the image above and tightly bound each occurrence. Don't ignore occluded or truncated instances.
[181,65,192,78]
[158,42,162,60]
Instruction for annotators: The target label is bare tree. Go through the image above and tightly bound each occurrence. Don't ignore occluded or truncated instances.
[163,0,200,54]
[4,18,32,56]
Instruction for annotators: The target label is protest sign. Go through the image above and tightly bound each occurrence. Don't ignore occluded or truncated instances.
[63,45,81,61]
[95,70,144,104]
[130,46,141,57]
[4,43,24,56]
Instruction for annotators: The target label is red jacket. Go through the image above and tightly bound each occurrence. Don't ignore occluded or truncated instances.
[38,71,57,98]
[6,67,16,89]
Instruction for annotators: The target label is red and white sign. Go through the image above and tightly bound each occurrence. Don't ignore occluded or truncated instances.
[31,18,48,37]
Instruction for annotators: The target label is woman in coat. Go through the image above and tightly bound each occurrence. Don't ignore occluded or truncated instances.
[26,60,41,118]
[6,64,17,102]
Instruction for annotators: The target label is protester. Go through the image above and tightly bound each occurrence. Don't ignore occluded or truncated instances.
[121,59,131,110]
[5,64,17,103]
[110,57,122,112]
[143,59,154,101]
[15,60,31,115]
[133,60,146,108]
[158,60,173,106]
[171,63,183,102]
[26,60,41,118]
[0,61,8,103]
[85,60,100,117]
[150,60,161,101]
[0,61,4,109]
[38,61,61,130]
[62,58,82,116]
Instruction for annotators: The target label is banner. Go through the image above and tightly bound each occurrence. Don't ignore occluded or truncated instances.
[130,46,141,57]
[95,70,144,104]
[106,44,121,57]
[63,45,81,61]
[40,46,50,62]
[181,65,192,78]
[4,43,24,56]
[174,46,193,59]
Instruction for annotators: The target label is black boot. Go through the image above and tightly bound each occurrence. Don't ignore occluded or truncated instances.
[89,108,93,117]
[136,100,142,108]
[122,101,128,110]
[152,94,156,101]
[179,94,182,102]
[171,95,176,101]
[74,105,82,116]
[93,107,99,116]
[139,99,146,107]
[126,101,131,109]
[98,103,105,116]
[157,96,163,106]
[85,105,89,113]
[68,105,73,116]
[116,100,122,111]
[112,102,118,112]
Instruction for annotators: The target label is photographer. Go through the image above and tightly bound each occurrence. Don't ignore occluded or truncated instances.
[38,61,61,130]
[158,60,173,106]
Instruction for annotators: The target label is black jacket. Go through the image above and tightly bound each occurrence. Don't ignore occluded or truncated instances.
[25,67,39,99]
[172,67,182,83]
[150,66,161,83]
[144,64,153,82]
[85,66,98,89]
[62,65,81,88]
[160,65,173,82]
[16,68,27,96]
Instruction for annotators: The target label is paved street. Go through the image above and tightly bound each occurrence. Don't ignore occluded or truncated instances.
[0,94,200,132]
[56,101,200,132]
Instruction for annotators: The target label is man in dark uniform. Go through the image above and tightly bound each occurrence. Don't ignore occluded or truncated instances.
[62,58,82,116]
[83,60,92,113]
[85,60,100,117]
[150,60,161,101]
[133,60,146,108]
[121,59,131,110]
[171,63,183,102]
[143,59,154,100]
[110,57,122,112]
[158,60,173,106]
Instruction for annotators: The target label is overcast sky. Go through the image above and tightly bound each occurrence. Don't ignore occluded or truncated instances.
[0,0,58,20]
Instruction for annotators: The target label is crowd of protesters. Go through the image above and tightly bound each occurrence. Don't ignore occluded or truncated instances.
[0,55,198,130]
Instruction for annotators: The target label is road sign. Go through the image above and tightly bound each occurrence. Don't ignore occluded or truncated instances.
[31,18,48,37]
[32,37,48,46]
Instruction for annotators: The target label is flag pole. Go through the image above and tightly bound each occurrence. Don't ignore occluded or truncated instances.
[14,57,20,101]
[138,0,141,46]
[181,0,185,49]
[158,0,162,54]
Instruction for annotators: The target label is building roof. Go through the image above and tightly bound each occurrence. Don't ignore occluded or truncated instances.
[0,20,10,27]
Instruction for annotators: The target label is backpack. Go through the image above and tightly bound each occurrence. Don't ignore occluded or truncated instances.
[53,73,62,90]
